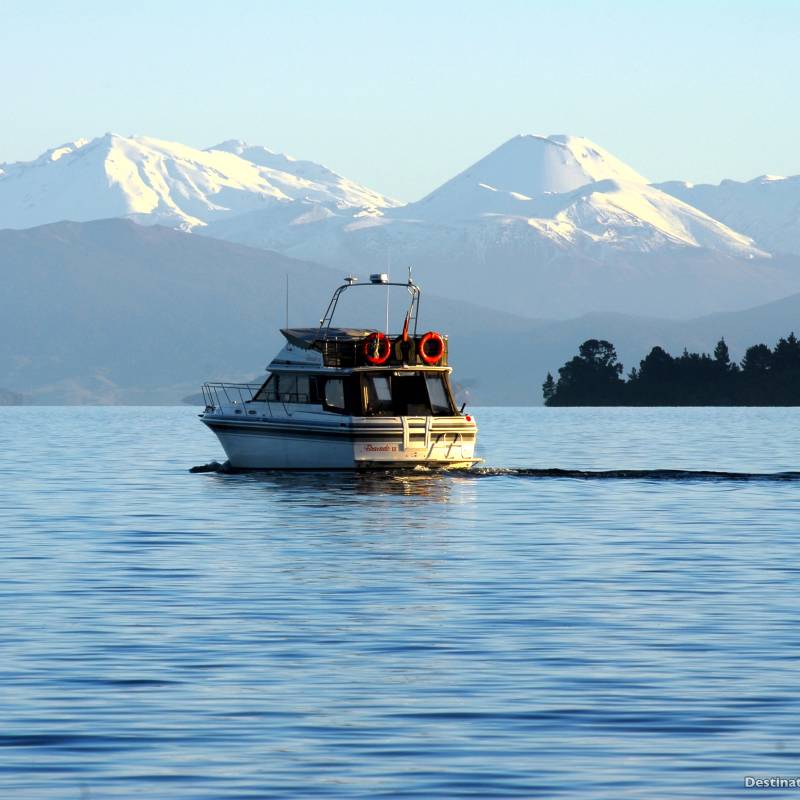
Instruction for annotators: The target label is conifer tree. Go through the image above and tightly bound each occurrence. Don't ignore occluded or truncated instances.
[714,338,731,369]
[542,372,556,405]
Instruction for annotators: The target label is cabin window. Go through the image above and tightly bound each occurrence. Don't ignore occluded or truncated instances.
[364,375,394,416]
[279,374,313,403]
[252,374,316,403]
[253,375,275,402]
[322,378,346,412]
[278,375,297,402]
[425,374,454,415]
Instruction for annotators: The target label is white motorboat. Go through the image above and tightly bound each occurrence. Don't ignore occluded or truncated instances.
[199,273,480,469]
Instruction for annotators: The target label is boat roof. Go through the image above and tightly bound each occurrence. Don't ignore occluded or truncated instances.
[281,327,377,349]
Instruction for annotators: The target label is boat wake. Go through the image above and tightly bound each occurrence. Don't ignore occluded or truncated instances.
[463,467,800,481]
[190,461,800,482]
[190,461,233,474]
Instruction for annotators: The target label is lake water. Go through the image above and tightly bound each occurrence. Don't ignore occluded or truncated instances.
[2,406,800,798]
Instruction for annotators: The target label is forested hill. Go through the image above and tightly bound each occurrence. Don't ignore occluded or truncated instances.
[543,334,800,406]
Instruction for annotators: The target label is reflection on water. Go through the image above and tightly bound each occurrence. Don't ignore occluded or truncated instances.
[2,406,800,799]
[219,468,463,500]
[202,470,473,518]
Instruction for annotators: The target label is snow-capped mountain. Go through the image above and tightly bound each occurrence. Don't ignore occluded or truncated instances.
[408,134,651,221]
[395,135,763,257]
[0,133,399,230]
[201,134,796,318]
[3,131,799,319]
[204,135,764,260]
[656,175,800,256]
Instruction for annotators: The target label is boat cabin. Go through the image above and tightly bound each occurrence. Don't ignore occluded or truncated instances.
[252,368,457,417]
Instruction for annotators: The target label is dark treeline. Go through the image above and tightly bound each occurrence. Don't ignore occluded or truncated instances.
[543,333,800,406]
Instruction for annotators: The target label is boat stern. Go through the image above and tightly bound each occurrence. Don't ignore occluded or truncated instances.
[353,414,479,469]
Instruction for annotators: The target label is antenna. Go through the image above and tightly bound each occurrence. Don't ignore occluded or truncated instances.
[385,276,390,334]
[386,247,391,334]
[285,273,289,329]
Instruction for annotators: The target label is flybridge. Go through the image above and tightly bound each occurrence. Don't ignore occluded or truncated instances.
[280,327,449,370]
[280,273,449,369]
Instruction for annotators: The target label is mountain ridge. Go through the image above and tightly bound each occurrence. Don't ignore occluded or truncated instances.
[3,131,800,320]
[0,133,399,231]
[4,219,800,405]
[656,174,800,256]
[0,218,540,404]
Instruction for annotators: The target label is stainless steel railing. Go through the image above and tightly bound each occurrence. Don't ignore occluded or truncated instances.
[201,383,261,411]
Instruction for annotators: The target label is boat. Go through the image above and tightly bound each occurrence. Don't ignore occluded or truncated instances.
[199,273,480,469]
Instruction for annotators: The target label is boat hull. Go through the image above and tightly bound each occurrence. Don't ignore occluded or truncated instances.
[202,416,479,470]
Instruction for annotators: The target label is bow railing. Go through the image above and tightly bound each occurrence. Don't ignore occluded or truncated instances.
[201,383,261,411]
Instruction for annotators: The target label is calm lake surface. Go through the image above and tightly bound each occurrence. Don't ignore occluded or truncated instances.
[2,406,800,798]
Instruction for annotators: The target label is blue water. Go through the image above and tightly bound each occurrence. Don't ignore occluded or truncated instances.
[2,406,800,798]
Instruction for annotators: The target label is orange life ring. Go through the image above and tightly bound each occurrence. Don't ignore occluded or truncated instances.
[418,331,445,365]
[363,332,391,365]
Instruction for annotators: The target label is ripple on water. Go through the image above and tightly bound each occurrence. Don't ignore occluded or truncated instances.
[1,406,800,798]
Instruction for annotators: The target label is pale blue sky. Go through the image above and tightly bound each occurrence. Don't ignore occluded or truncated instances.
[2,0,798,201]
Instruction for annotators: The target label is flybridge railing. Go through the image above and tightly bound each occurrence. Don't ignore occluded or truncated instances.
[201,382,260,411]
[319,276,421,339]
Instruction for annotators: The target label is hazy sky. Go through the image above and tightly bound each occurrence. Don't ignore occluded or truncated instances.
[2,0,798,201]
